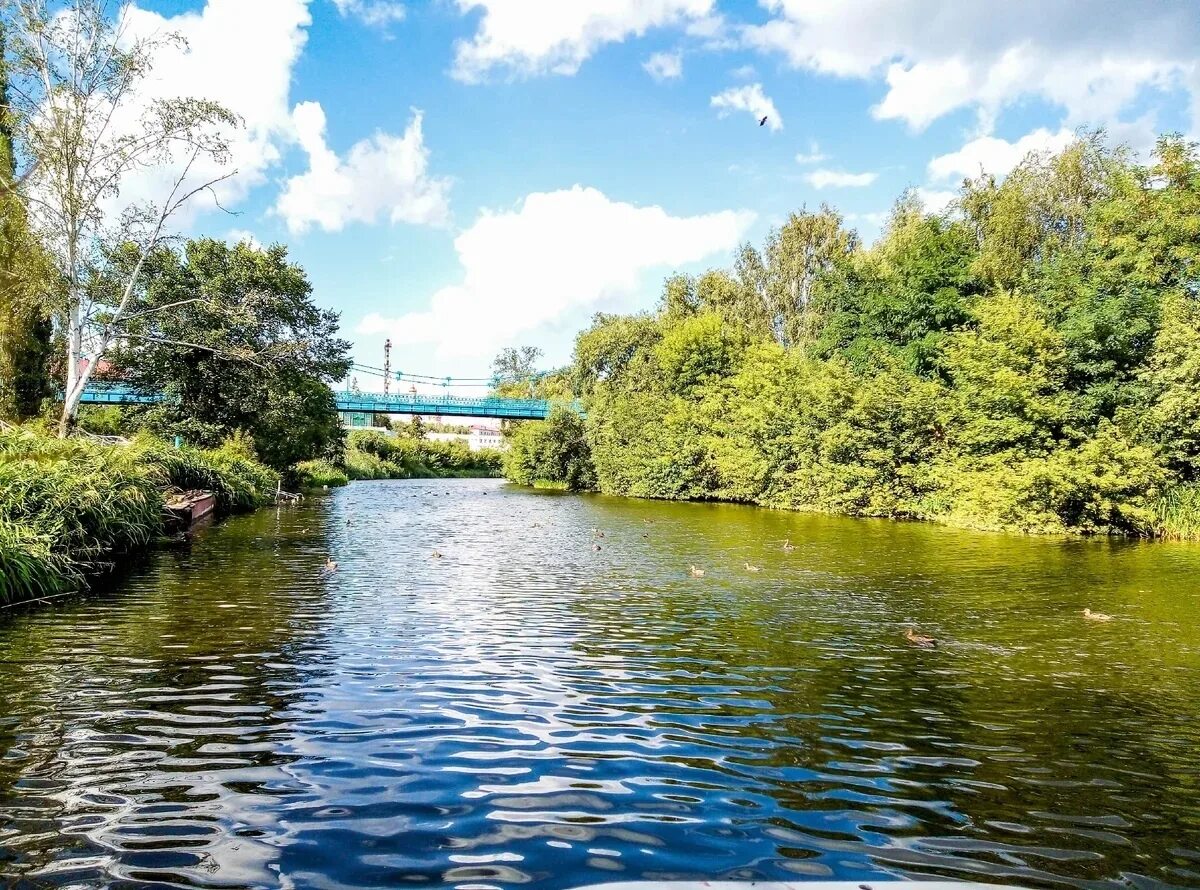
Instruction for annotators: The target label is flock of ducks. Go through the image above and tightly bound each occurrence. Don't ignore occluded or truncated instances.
[319,520,1119,644]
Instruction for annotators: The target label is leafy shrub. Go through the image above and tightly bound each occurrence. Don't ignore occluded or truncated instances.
[343,429,501,481]
[294,458,350,488]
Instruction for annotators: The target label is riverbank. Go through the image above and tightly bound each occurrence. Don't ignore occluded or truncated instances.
[338,429,502,482]
[503,408,1200,541]
[0,427,279,604]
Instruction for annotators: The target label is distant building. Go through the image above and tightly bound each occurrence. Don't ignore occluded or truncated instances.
[469,425,504,452]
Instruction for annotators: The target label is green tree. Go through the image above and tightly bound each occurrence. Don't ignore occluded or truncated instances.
[493,345,543,398]
[0,23,53,420]
[503,406,595,490]
[109,239,351,469]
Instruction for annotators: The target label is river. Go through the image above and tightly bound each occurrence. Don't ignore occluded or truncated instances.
[1,478,1198,888]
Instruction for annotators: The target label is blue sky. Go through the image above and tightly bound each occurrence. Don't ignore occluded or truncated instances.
[131,0,1200,391]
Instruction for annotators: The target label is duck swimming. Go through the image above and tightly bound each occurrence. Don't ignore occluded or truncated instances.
[782,539,795,552]
[322,557,337,573]
[744,562,761,573]
[904,627,937,648]
[689,565,705,578]
[1083,608,1113,621]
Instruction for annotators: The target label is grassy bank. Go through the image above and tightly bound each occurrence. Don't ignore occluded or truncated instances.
[0,428,279,604]
[340,430,502,482]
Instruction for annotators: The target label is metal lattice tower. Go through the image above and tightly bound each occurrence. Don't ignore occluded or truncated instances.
[383,338,392,396]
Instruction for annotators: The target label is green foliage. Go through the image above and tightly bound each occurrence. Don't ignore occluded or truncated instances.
[294,458,350,489]
[343,430,501,481]
[1154,483,1200,540]
[0,427,278,603]
[505,136,1200,538]
[503,407,595,490]
[107,238,352,469]
[0,36,55,422]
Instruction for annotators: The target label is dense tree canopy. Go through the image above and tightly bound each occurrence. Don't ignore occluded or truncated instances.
[109,239,352,469]
[505,135,1200,538]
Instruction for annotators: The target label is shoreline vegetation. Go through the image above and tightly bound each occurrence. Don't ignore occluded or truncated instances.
[502,136,1200,542]
[0,426,279,603]
[0,424,503,606]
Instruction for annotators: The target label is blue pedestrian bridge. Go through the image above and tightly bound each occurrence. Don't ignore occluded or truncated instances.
[79,383,563,420]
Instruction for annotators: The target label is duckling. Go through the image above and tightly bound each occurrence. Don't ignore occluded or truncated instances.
[689,565,705,578]
[593,543,602,551]
[322,557,338,574]
[782,539,795,552]
[744,562,761,573]
[431,550,443,559]
[1083,608,1113,622]
[592,528,605,538]
[904,627,937,648]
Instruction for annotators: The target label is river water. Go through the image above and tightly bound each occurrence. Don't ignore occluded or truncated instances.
[1,478,1198,889]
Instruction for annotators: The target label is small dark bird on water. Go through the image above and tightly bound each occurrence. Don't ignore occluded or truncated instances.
[758,115,768,127]
[593,544,602,551]
[431,550,443,559]
[904,627,937,648]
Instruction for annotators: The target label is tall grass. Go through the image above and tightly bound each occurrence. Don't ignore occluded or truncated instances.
[0,428,279,604]
[293,458,350,488]
[1155,483,1200,540]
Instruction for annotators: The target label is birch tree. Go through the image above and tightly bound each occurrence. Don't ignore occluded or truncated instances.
[2,0,239,435]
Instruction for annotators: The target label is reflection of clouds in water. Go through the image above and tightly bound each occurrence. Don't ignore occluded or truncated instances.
[1,477,1199,887]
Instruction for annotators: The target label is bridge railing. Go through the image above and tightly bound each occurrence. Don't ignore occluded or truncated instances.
[78,383,574,419]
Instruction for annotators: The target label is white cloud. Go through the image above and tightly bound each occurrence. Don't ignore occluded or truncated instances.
[742,0,1200,133]
[332,0,406,28]
[928,128,1075,181]
[275,103,451,234]
[452,0,714,82]
[794,140,829,164]
[915,187,958,214]
[358,186,754,357]
[711,83,781,130]
[644,51,683,81]
[805,169,877,188]
[117,0,310,213]
[226,229,262,248]
[730,64,756,80]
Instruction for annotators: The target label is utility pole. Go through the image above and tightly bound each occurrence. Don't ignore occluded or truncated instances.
[383,338,392,396]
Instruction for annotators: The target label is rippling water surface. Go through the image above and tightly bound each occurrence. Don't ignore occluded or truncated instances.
[2,478,1199,888]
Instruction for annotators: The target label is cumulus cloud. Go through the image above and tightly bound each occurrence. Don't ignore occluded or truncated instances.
[452,0,714,82]
[644,51,683,81]
[915,187,958,214]
[358,186,754,357]
[711,83,782,130]
[794,140,829,164]
[332,0,406,28]
[742,0,1200,133]
[117,0,310,214]
[274,103,451,234]
[805,169,877,188]
[928,128,1075,181]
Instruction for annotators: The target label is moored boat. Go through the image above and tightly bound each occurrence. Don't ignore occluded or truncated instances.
[163,489,217,532]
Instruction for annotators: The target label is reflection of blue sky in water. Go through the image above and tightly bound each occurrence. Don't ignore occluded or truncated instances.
[0,478,1198,887]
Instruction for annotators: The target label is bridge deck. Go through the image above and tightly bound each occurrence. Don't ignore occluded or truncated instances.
[79,385,557,420]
